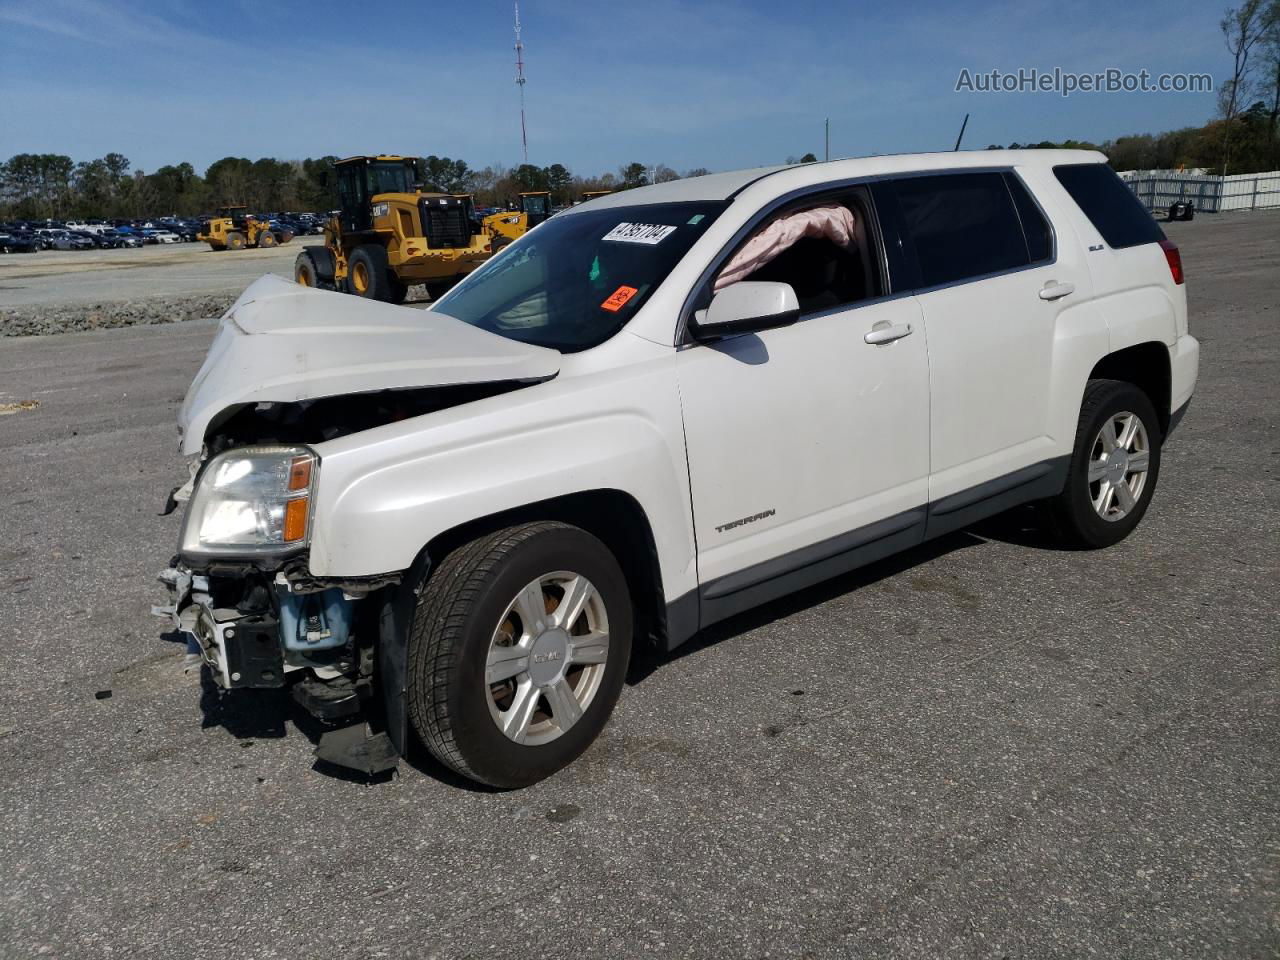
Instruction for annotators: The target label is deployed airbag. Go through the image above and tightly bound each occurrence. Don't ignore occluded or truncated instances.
[715,205,857,292]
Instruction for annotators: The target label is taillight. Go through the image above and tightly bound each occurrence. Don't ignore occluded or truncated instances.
[1159,239,1184,285]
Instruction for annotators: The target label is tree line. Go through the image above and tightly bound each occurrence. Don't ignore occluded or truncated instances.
[986,100,1279,173]
[0,153,713,221]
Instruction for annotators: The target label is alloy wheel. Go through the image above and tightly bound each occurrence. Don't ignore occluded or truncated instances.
[1088,411,1151,521]
[485,571,610,746]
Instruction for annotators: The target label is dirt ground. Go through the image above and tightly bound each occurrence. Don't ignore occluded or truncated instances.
[0,240,304,308]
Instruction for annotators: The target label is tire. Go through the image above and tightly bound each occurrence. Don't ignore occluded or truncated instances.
[258,230,277,248]
[387,276,408,305]
[347,244,395,301]
[225,231,246,251]
[425,278,459,302]
[407,522,633,789]
[294,250,317,287]
[1047,379,1162,549]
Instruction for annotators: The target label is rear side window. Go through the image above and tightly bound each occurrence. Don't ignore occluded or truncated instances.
[892,173,1030,287]
[1053,163,1164,249]
[1004,173,1052,263]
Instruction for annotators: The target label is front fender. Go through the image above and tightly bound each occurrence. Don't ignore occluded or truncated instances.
[306,350,697,602]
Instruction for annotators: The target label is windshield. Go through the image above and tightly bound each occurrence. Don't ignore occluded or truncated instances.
[434,201,726,352]
[368,162,414,195]
[523,194,549,215]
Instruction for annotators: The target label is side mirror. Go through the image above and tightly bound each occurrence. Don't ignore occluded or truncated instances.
[690,281,800,341]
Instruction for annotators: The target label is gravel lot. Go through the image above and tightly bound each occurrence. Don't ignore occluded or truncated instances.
[0,213,1276,959]
[0,241,443,335]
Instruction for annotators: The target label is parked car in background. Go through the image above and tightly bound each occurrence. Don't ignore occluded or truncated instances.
[151,229,181,244]
[68,230,109,248]
[265,220,296,243]
[0,227,41,253]
[117,233,144,248]
[37,229,92,250]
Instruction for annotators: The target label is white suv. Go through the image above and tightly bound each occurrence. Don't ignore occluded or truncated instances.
[157,150,1198,787]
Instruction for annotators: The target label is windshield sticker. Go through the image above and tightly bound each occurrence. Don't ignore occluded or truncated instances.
[601,285,639,312]
[603,222,676,245]
[687,214,705,225]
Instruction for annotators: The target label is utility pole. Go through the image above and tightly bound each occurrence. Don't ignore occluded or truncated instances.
[825,118,829,161]
[514,1,528,164]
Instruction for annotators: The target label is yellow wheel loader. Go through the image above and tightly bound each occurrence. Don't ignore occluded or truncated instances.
[480,190,552,251]
[580,190,613,202]
[198,206,288,251]
[294,155,494,304]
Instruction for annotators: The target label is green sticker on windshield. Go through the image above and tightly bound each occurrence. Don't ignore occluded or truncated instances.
[687,214,705,225]
[588,256,600,282]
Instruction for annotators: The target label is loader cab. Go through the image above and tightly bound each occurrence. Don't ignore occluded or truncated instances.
[335,155,417,233]
[519,191,551,227]
[218,206,249,229]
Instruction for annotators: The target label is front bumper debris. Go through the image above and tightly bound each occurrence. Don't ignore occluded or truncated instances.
[153,562,401,776]
[153,566,282,689]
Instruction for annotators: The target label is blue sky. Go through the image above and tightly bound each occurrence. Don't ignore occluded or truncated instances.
[0,0,1229,177]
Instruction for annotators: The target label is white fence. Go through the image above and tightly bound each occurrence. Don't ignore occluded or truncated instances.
[1118,169,1280,213]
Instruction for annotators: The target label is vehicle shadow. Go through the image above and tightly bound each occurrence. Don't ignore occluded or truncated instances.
[628,527,991,685]
[190,508,1067,787]
[198,666,290,740]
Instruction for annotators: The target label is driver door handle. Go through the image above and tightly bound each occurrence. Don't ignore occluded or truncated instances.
[864,322,914,345]
[1039,280,1075,301]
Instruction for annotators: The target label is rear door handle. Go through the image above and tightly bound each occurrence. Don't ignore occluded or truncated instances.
[864,322,914,345]
[1038,280,1075,301]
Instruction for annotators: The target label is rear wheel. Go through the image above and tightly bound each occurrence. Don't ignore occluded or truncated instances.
[225,231,246,251]
[1047,379,1162,548]
[407,522,632,788]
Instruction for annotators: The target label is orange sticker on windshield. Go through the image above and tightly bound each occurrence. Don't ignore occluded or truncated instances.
[601,285,639,312]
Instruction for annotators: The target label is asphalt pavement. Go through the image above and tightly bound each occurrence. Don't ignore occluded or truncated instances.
[0,212,1276,959]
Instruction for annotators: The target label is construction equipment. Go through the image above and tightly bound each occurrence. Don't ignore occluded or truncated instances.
[481,190,551,249]
[580,190,613,202]
[199,206,288,251]
[295,155,493,303]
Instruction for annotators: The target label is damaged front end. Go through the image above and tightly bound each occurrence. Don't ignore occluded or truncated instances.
[154,553,407,775]
[152,275,563,775]
[153,439,408,774]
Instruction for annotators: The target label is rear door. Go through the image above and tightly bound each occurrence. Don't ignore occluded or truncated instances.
[874,170,1094,533]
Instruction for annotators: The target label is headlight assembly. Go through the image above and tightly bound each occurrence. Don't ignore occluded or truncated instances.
[180,446,317,557]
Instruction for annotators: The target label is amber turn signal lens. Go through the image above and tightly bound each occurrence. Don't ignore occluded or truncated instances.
[287,456,312,491]
[283,497,309,542]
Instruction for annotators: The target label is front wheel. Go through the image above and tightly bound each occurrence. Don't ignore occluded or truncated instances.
[1047,379,1162,548]
[407,522,633,788]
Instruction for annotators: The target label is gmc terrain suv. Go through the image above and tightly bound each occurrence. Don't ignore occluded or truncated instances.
[156,150,1198,787]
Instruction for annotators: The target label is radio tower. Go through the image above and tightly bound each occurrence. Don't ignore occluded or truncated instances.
[513,1,528,164]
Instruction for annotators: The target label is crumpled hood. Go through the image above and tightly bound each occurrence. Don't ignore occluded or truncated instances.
[178,274,560,455]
